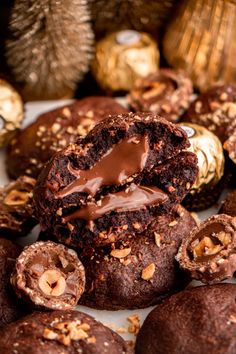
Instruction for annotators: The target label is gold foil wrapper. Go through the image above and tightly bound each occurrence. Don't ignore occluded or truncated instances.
[92,30,159,91]
[163,0,236,92]
[179,123,224,194]
[0,79,24,147]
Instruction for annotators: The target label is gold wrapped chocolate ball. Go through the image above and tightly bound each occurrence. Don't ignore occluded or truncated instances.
[0,79,24,147]
[179,123,225,210]
[92,30,159,92]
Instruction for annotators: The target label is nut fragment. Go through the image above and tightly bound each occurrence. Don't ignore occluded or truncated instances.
[141,263,155,280]
[110,247,131,259]
[127,314,140,335]
[154,232,162,247]
[4,189,29,206]
[43,320,91,346]
[191,232,231,259]
[38,269,66,296]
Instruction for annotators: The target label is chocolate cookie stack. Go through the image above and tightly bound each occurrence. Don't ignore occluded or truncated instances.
[34,111,198,309]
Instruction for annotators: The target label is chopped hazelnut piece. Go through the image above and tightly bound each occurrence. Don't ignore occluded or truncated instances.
[154,232,162,247]
[127,314,140,335]
[169,220,178,227]
[87,336,96,344]
[141,263,155,280]
[110,247,131,259]
[43,320,91,346]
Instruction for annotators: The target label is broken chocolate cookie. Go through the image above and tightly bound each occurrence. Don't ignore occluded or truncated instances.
[136,283,236,354]
[176,214,236,284]
[0,176,37,238]
[80,205,196,310]
[0,310,132,353]
[34,112,198,249]
[7,96,128,179]
[0,238,28,327]
[11,241,85,310]
[128,69,193,122]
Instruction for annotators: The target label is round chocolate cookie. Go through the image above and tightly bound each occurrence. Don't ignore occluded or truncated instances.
[176,214,236,284]
[7,96,128,179]
[219,190,236,216]
[11,241,85,310]
[136,283,236,354]
[0,238,28,328]
[80,205,195,310]
[0,310,132,354]
[128,69,193,122]
[34,112,198,249]
[0,176,37,238]
[183,84,236,143]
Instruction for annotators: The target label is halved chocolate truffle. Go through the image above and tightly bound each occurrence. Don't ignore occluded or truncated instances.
[176,214,236,283]
[11,241,85,310]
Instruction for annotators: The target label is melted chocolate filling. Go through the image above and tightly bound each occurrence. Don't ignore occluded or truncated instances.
[57,135,149,197]
[63,184,168,222]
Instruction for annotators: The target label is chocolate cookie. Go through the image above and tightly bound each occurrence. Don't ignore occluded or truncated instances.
[34,112,198,249]
[0,310,132,353]
[80,205,196,310]
[7,96,128,179]
[128,69,193,122]
[183,84,236,143]
[219,190,236,216]
[11,241,85,310]
[0,176,37,238]
[136,283,236,354]
[176,214,236,284]
[0,238,28,327]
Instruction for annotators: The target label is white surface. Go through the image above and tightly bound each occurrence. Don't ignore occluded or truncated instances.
[0,100,234,343]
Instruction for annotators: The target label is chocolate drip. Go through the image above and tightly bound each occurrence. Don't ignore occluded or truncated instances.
[63,184,168,222]
[57,135,149,197]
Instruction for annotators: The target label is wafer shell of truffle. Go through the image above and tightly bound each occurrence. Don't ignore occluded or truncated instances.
[176,214,236,284]
[11,241,85,310]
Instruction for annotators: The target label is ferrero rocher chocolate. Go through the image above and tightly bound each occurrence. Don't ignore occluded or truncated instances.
[92,30,159,92]
[0,79,24,147]
[179,123,225,210]
[163,0,236,92]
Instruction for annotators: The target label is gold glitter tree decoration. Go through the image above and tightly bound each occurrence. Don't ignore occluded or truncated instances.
[89,0,176,39]
[7,0,94,100]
